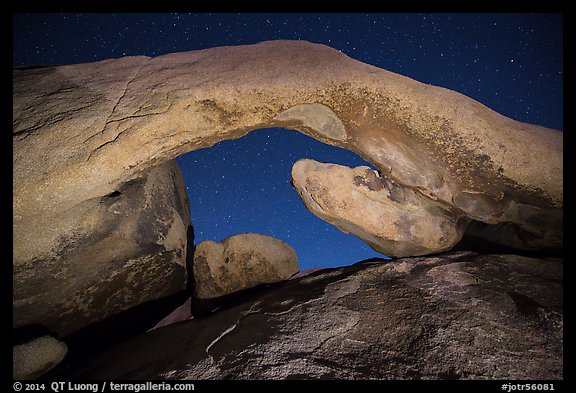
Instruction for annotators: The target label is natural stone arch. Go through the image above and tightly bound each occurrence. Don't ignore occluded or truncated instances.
[13,40,562,236]
[14,40,562,233]
[13,40,562,336]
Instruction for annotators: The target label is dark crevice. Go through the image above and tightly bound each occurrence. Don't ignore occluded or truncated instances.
[41,290,190,380]
[13,324,58,346]
[453,230,563,258]
[184,224,196,296]
[104,190,122,199]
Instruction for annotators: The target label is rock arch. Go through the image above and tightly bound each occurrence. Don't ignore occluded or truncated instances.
[13,40,562,336]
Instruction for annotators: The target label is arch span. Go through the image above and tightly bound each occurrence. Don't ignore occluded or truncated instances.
[14,41,562,232]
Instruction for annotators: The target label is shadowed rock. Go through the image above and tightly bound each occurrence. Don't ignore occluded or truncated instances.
[45,251,563,380]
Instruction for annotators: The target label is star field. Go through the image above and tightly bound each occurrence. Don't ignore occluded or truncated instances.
[13,13,563,269]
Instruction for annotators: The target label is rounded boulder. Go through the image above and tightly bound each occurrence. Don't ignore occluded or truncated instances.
[193,234,299,299]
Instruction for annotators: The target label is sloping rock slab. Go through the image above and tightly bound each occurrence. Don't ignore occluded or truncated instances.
[47,251,562,380]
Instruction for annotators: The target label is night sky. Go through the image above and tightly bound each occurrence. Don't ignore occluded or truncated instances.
[13,13,563,270]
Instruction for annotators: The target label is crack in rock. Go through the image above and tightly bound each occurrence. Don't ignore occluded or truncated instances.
[205,301,263,359]
[83,60,148,146]
[205,323,238,358]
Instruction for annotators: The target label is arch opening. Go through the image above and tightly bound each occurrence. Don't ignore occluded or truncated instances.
[176,127,390,271]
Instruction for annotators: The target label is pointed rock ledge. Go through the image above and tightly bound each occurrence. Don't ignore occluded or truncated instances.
[291,159,468,257]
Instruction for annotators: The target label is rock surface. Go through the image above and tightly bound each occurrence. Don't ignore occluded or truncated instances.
[14,41,562,273]
[292,159,468,257]
[13,40,562,337]
[13,160,191,337]
[14,336,68,380]
[48,251,563,380]
[193,233,299,299]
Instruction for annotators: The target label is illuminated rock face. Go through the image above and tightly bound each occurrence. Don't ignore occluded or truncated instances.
[46,251,563,380]
[13,160,191,337]
[291,159,468,257]
[13,336,68,380]
[193,234,299,300]
[13,40,562,337]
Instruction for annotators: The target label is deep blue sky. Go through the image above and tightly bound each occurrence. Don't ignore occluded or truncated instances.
[13,13,563,269]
